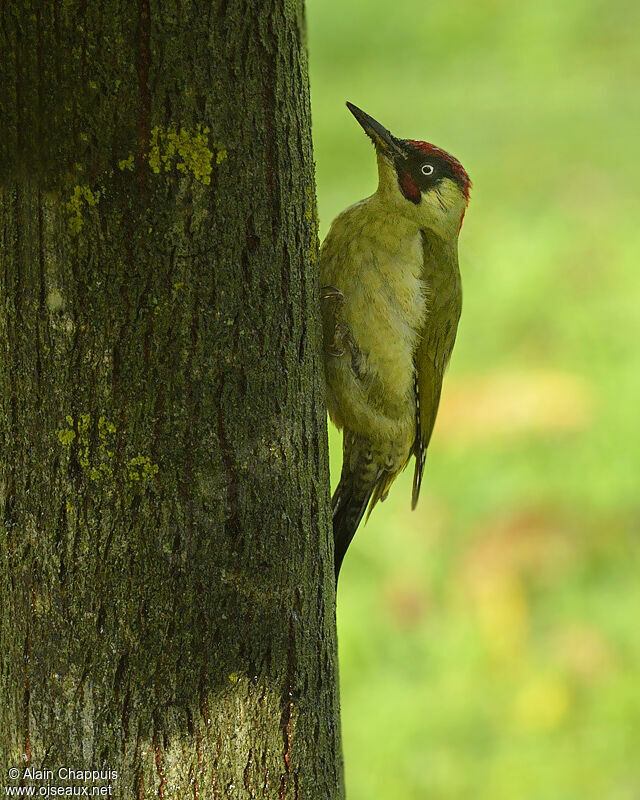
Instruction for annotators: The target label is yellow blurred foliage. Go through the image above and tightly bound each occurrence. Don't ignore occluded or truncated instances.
[384,574,430,629]
[461,508,577,582]
[437,369,594,441]
[549,623,617,684]
[511,674,572,732]
[459,509,581,665]
[469,571,529,663]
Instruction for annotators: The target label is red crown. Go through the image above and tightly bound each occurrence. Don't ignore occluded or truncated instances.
[404,139,471,201]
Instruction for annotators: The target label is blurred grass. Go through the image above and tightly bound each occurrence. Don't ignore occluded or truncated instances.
[307,0,640,796]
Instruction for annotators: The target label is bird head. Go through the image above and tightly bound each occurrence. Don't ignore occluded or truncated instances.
[346,102,471,237]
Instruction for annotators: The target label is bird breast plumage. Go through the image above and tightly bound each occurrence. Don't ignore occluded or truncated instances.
[320,198,427,435]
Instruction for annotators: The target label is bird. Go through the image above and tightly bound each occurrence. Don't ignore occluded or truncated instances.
[320,102,471,579]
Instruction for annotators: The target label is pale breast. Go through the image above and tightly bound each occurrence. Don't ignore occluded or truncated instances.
[343,228,426,405]
[320,198,428,413]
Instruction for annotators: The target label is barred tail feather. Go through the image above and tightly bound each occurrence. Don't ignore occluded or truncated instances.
[332,472,376,580]
[332,429,410,579]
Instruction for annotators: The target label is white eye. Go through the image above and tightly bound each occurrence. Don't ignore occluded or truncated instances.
[421,163,434,176]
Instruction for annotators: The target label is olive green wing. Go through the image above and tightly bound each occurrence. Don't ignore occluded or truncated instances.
[411,349,444,509]
[412,230,463,509]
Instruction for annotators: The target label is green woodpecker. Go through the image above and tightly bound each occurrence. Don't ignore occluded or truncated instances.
[320,102,471,578]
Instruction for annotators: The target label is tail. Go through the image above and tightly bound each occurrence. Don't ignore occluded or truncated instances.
[332,469,377,580]
[332,433,392,580]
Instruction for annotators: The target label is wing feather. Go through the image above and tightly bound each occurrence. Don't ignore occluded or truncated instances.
[411,352,443,509]
[411,230,462,508]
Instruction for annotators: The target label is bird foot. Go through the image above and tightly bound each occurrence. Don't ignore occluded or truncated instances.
[320,285,345,302]
[321,285,346,356]
[320,286,363,376]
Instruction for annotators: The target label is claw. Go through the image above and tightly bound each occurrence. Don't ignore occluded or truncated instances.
[321,286,361,375]
[320,285,344,302]
[328,322,349,360]
[330,322,362,377]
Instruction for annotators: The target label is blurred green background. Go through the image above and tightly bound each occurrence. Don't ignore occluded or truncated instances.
[307,0,640,797]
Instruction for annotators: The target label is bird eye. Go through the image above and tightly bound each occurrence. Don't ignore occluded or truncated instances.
[421,163,434,176]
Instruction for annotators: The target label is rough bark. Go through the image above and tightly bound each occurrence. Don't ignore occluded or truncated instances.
[0,2,344,798]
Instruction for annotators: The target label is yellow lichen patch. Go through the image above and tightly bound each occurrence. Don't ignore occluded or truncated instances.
[98,416,117,439]
[147,124,219,185]
[57,413,158,487]
[57,427,76,446]
[89,463,113,482]
[67,185,98,235]
[57,413,117,480]
[126,454,159,482]
[118,153,134,171]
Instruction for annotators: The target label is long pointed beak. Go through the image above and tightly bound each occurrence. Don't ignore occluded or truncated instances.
[346,102,407,159]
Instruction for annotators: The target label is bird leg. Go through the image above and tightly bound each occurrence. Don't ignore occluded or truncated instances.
[320,286,363,377]
[321,286,346,356]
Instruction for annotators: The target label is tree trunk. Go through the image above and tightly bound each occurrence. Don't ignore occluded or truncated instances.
[0,2,344,798]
